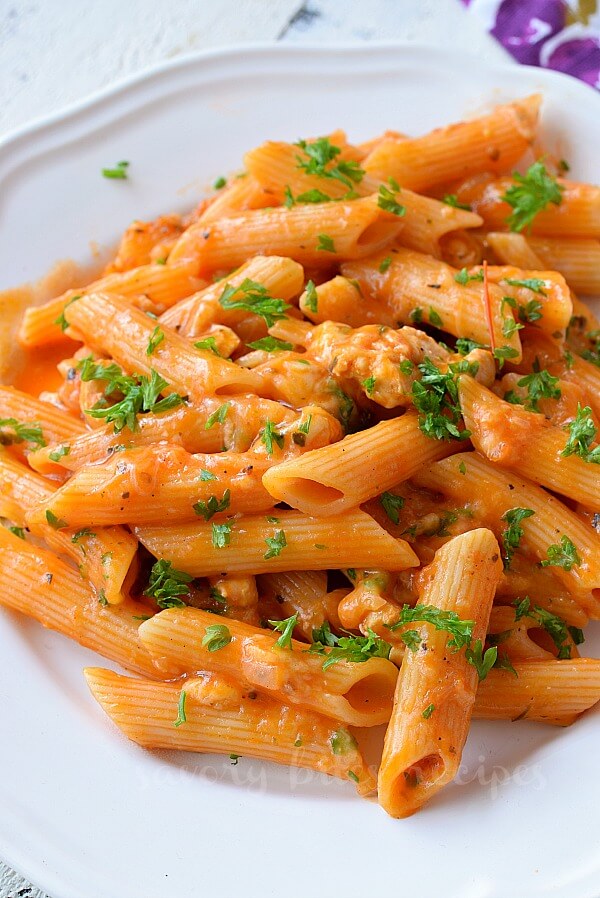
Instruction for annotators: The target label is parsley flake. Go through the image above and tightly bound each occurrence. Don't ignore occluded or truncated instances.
[202,623,232,652]
[502,161,564,232]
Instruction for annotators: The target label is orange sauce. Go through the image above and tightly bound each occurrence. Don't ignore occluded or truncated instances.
[13,341,76,397]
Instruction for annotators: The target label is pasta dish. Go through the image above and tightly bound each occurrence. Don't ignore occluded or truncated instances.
[2,94,600,817]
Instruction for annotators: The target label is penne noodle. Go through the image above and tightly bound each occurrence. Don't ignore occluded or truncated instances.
[28,445,275,527]
[160,255,304,339]
[0,527,156,676]
[0,385,85,448]
[134,508,419,577]
[28,395,296,474]
[473,659,600,726]
[342,248,523,357]
[244,139,483,256]
[459,375,600,510]
[257,570,331,640]
[411,452,600,607]
[19,261,201,348]
[527,236,600,296]
[168,196,404,273]
[84,667,376,794]
[467,177,600,238]
[378,529,502,817]
[138,607,397,726]
[198,174,277,223]
[65,292,261,398]
[0,450,137,604]
[363,95,540,191]
[262,413,460,515]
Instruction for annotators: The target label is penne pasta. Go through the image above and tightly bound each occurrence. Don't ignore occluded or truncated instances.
[5,101,600,817]
[527,236,600,296]
[0,450,137,604]
[362,95,540,191]
[19,261,201,347]
[65,292,261,398]
[342,248,523,357]
[168,196,404,272]
[262,413,460,515]
[134,508,419,577]
[0,527,156,676]
[459,375,600,510]
[473,659,600,726]
[84,667,376,794]
[138,607,397,726]
[378,529,502,817]
[411,452,600,606]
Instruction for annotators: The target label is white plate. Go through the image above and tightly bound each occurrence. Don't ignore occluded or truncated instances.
[1,44,599,898]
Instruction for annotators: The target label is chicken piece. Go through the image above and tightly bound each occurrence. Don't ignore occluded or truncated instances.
[306,322,450,408]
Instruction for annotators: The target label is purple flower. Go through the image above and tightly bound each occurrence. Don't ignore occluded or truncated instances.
[545,36,600,87]
[491,0,565,66]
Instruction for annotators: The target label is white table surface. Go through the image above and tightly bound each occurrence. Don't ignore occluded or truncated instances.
[0,2,507,895]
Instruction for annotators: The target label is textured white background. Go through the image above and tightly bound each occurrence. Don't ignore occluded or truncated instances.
[0,2,506,896]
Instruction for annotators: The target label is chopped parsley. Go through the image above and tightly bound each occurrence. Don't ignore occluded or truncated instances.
[411,357,474,441]
[268,613,297,648]
[309,625,391,670]
[72,528,96,543]
[219,278,291,327]
[205,402,231,430]
[213,176,227,190]
[504,365,561,412]
[561,404,600,463]
[247,336,293,352]
[464,639,497,680]
[330,728,358,755]
[379,256,392,274]
[442,194,471,211]
[45,510,68,529]
[0,418,46,448]
[362,376,376,396]
[540,535,581,571]
[173,690,187,727]
[493,346,520,368]
[422,703,436,719]
[102,161,129,179]
[54,294,81,332]
[388,604,474,650]
[8,526,26,540]
[77,359,184,433]
[144,559,192,608]
[502,161,564,232]
[199,468,217,481]
[212,521,233,549]
[194,336,223,356]
[294,137,365,193]
[304,279,318,313]
[513,597,580,659]
[454,267,483,286]
[264,529,287,559]
[260,420,285,455]
[193,490,231,521]
[377,178,406,217]
[202,623,232,652]
[146,326,165,356]
[455,337,484,356]
[501,507,535,568]
[48,444,70,462]
[380,491,405,525]
[316,234,336,253]
[429,308,444,329]
[504,277,547,295]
